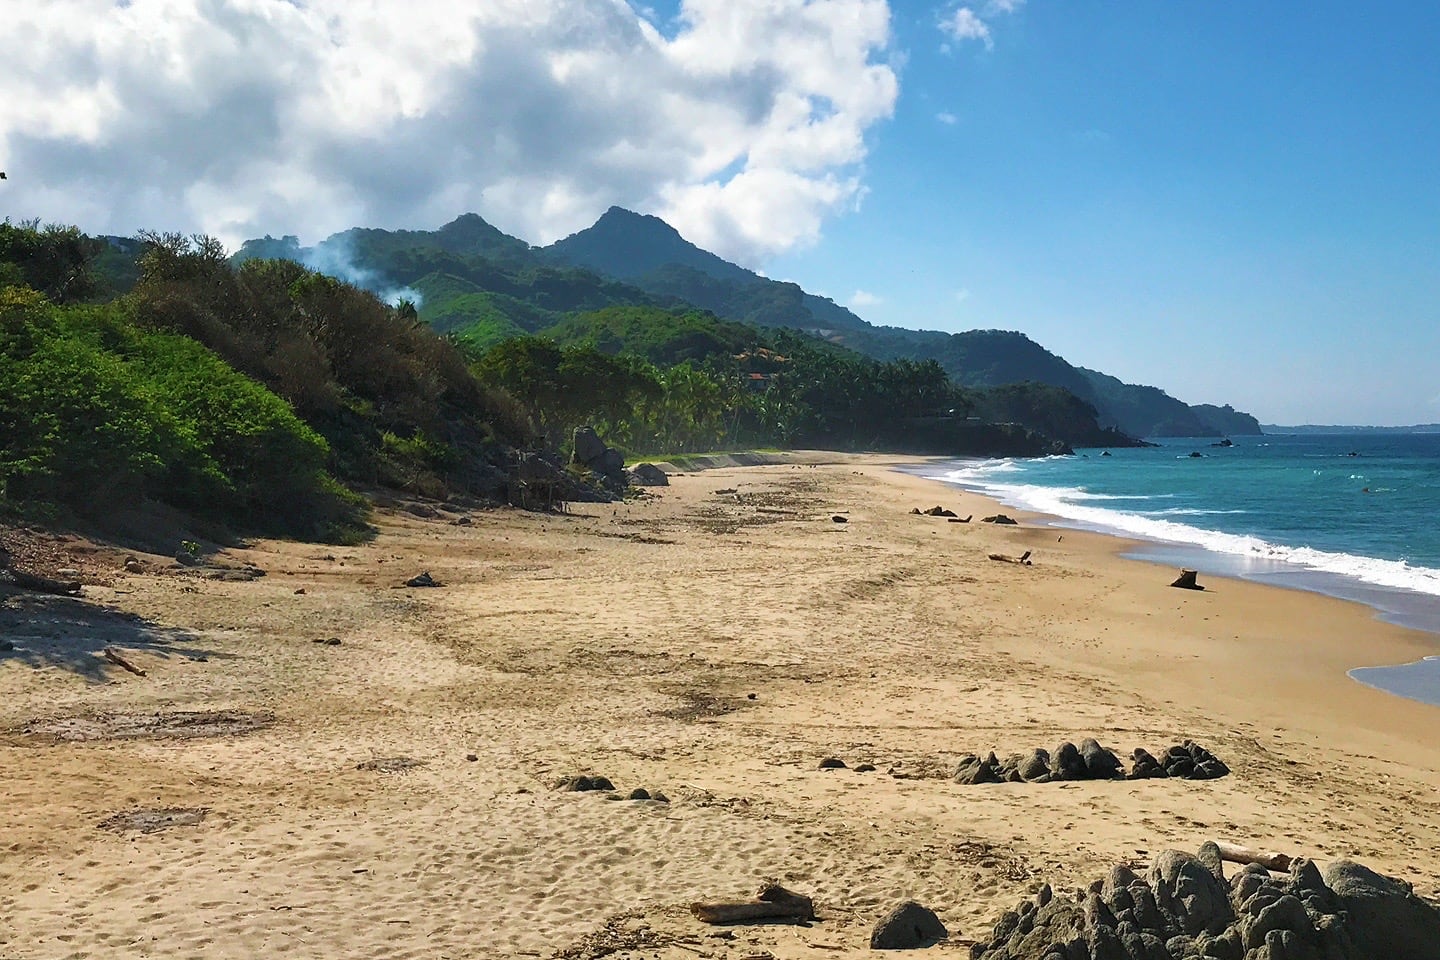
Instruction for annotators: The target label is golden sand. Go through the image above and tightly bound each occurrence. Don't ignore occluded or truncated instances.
[3,453,1438,958]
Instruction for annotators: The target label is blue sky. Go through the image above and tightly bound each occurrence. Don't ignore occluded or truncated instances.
[763,2,1440,425]
[4,0,1437,424]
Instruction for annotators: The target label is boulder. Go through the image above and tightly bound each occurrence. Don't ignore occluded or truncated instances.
[871,900,949,949]
[1079,738,1124,780]
[628,463,669,486]
[572,426,607,467]
[982,514,1019,525]
[1049,742,1087,781]
[1322,859,1440,960]
[954,753,1003,785]
[1017,749,1052,782]
[600,447,626,476]
[1147,850,1234,936]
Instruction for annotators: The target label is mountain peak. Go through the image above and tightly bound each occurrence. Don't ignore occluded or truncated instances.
[545,207,749,283]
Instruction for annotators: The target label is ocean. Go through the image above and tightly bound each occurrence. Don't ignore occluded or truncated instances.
[918,433,1440,708]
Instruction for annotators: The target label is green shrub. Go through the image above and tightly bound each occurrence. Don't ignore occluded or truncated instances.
[0,286,367,540]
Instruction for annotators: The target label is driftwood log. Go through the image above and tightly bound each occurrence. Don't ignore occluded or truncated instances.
[987,550,1032,565]
[1212,841,1293,872]
[691,882,815,925]
[103,647,148,677]
[4,567,82,596]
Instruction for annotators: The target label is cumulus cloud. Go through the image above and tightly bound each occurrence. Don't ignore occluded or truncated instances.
[937,0,1022,51]
[0,0,898,265]
[936,111,959,125]
[849,289,881,308]
[939,8,992,49]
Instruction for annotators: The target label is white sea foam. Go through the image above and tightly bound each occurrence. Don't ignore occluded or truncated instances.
[932,464,1440,599]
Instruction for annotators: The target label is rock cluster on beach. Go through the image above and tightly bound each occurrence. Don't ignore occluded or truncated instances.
[954,739,1229,785]
[970,845,1440,960]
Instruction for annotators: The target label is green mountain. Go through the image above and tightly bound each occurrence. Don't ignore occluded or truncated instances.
[233,208,1259,441]
[542,210,1260,438]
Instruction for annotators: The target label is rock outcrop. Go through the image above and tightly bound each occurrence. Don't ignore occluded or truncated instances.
[971,848,1440,960]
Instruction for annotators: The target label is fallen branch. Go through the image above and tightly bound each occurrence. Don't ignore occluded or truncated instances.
[4,566,82,596]
[1212,841,1292,872]
[103,647,148,677]
[987,550,1033,565]
[691,883,814,925]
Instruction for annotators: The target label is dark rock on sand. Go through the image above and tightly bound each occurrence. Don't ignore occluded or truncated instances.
[572,426,608,467]
[982,514,1019,524]
[1079,738,1124,780]
[405,571,440,588]
[627,787,651,800]
[971,846,1440,960]
[1323,859,1440,959]
[1017,748,1052,782]
[560,774,615,792]
[1130,748,1168,779]
[818,757,847,770]
[872,900,949,949]
[1050,741,1088,781]
[628,462,669,486]
[955,753,1004,785]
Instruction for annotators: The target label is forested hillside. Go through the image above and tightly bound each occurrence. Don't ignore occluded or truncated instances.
[543,209,1261,438]
[4,220,1127,542]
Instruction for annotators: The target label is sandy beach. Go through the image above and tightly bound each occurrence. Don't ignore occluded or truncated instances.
[3,452,1439,959]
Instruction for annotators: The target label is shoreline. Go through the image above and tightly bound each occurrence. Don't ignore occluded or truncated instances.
[4,451,1440,957]
[903,457,1440,707]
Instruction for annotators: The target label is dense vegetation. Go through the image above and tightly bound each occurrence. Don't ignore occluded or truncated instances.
[1,211,1165,543]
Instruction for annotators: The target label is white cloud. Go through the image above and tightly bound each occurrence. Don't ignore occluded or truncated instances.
[849,289,881,307]
[937,0,1022,52]
[936,111,959,125]
[0,0,898,266]
[939,7,992,49]
[954,288,972,303]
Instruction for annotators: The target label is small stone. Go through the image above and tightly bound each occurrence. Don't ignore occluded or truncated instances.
[747,693,757,700]
[818,757,847,770]
[561,775,615,792]
[405,571,440,588]
[466,754,478,762]
[294,588,306,595]
[854,763,877,773]
[628,788,651,800]
[650,791,669,803]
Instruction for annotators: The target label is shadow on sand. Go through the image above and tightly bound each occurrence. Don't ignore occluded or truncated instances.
[0,588,231,682]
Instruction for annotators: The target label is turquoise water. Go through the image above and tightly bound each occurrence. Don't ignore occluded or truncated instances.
[919,433,1440,707]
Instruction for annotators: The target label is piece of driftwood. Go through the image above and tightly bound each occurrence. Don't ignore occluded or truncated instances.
[691,883,814,925]
[4,566,82,596]
[1170,569,1204,590]
[103,647,148,677]
[987,550,1032,565]
[946,515,973,523]
[1212,841,1292,872]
